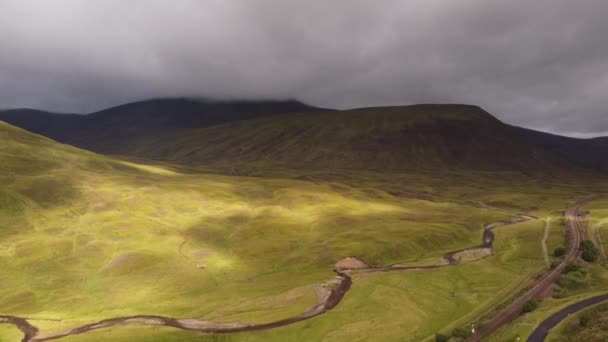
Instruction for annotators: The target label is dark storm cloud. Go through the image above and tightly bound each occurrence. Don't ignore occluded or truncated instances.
[1,0,607,136]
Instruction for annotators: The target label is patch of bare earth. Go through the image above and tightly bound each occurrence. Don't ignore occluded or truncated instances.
[334,257,371,271]
[450,247,492,263]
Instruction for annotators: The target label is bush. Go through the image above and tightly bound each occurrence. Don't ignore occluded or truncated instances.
[564,263,580,273]
[580,240,599,262]
[523,299,540,313]
[581,240,595,250]
[435,333,450,342]
[561,270,588,287]
[452,327,472,339]
[580,312,593,327]
[555,267,588,297]
[582,249,598,262]
[554,246,566,257]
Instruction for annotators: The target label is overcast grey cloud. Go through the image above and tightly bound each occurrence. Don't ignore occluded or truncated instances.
[1,0,607,136]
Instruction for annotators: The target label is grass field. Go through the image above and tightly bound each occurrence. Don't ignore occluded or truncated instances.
[1,121,607,341]
[546,301,608,341]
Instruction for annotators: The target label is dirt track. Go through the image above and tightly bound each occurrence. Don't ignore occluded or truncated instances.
[0,215,536,341]
[541,218,551,266]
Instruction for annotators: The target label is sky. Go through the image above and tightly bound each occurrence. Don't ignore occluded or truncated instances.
[1,1,607,137]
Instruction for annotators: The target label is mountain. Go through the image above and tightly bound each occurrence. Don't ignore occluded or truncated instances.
[591,136,608,147]
[0,109,80,135]
[0,98,326,152]
[2,100,608,173]
[138,104,565,172]
[511,126,608,171]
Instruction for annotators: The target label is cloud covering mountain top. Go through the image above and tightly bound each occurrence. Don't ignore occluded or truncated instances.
[1,0,607,136]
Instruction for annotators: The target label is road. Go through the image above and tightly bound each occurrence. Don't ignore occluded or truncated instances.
[526,293,608,341]
[467,199,589,342]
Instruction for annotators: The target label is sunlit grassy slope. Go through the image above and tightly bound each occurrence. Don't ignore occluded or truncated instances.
[0,121,606,341]
[50,219,561,342]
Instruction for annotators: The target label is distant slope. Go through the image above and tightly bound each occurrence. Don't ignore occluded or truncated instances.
[591,136,608,147]
[0,98,326,152]
[0,109,80,135]
[511,126,608,171]
[137,104,574,172]
[2,100,608,173]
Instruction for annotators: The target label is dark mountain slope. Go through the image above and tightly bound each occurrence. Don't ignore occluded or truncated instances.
[85,98,324,129]
[133,104,578,172]
[511,126,608,171]
[0,98,326,152]
[591,137,608,147]
[2,100,607,173]
[0,109,80,135]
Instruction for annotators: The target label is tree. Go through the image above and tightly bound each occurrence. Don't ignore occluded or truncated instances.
[523,299,539,313]
[580,240,599,263]
[553,246,566,257]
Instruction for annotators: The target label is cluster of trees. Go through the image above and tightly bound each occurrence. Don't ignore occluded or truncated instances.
[552,238,600,264]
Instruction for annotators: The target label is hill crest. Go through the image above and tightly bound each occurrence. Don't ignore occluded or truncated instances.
[1,99,607,173]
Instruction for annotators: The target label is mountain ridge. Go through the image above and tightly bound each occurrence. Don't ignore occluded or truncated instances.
[1,99,607,173]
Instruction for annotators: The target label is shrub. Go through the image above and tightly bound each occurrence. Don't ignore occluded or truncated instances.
[435,333,450,342]
[581,240,595,250]
[556,267,588,296]
[452,327,472,339]
[523,299,539,313]
[554,246,566,257]
[580,312,593,327]
[564,263,580,273]
[580,240,599,262]
[582,249,598,262]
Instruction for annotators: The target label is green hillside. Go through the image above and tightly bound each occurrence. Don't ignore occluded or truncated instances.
[1,121,606,341]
